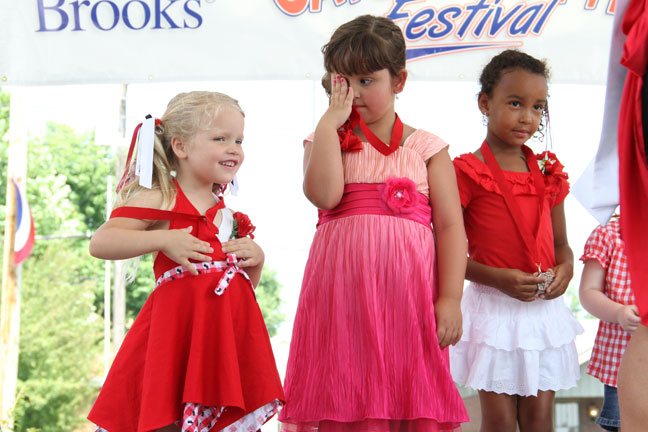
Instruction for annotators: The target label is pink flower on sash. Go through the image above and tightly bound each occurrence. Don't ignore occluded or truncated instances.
[380,177,418,214]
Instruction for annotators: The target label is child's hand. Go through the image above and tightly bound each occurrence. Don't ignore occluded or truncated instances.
[434,297,462,349]
[320,73,354,130]
[221,237,265,268]
[617,305,641,334]
[161,226,213,275]
[541,261,574,300]
[497,268,543,302]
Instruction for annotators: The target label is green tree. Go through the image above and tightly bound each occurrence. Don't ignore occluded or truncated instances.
[256,267,285,338]
[13,241,102,432]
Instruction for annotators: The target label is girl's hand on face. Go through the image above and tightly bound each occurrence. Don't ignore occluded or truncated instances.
[321,72,354,129]
[435,297,463,349]
[617,304,641,334]
[161,226,213,275]
[540,261,574,300]
[497,268,544,302]
[221,237,265,268]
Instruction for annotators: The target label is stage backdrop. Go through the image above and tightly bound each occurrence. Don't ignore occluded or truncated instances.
[1,0,615,85]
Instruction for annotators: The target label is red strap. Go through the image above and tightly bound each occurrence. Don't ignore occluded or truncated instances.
[110,206,203,221]
[358,113,403,157]
[481,141,547,270]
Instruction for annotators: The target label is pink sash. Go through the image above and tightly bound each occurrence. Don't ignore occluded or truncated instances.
[317,182,432,229]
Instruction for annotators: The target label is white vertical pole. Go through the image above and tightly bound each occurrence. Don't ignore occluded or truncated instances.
[103,174,112,377]
[0,86,28,428]
[112,84,128,352]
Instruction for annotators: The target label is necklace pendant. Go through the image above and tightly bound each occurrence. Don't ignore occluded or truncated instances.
[536,269,554,294]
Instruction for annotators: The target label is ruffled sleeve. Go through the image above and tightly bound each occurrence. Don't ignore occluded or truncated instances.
[537,151,570,207]
[407,130,449,162]
[453,154,479,208]
[580,223,612,269]
[303,132,315,147]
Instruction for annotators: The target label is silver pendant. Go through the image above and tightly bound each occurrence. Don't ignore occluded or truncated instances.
[537,270,554,294]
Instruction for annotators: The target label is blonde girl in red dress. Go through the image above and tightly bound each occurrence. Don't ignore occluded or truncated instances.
[88,91,284,432]
[449,50,582,432]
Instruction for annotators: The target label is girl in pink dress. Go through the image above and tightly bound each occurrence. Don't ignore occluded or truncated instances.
[280,15,468,432]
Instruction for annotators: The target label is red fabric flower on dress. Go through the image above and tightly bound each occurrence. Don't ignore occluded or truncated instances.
[380,177,418,214]
[536,151,563,175]
[337,108,363,153]
[230,212,256,239]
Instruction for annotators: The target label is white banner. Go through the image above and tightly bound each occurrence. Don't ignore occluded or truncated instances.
[0,0,615,85]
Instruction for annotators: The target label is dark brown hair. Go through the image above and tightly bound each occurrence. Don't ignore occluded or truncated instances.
[479,49,550,96]
[321,15,406,94]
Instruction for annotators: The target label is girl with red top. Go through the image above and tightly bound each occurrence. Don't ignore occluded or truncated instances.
[87,91,284,432]
[280,15,468,432]
[449,50,582,432]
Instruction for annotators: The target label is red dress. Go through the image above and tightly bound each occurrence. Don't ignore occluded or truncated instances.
[88,183,284,432]
[449,152,582,396]
[453,152,569,273]
[618,0,648,326]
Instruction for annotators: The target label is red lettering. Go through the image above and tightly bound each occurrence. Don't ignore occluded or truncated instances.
[274,0,309,16]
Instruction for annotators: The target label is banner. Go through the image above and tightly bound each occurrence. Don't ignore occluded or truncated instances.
[0,0,615,85]
[13,179,35,265]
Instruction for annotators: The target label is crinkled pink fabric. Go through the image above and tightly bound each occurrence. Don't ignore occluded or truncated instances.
[281,130,468,431]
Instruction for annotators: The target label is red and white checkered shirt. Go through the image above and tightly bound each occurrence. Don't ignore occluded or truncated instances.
[580,217,635,387]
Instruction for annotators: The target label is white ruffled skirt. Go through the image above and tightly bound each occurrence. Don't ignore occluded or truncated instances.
[450,282,583,396]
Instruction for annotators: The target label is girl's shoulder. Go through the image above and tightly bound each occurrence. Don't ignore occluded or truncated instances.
[453,150,569,198]
[403,129,449,160]
[453,152,489,179]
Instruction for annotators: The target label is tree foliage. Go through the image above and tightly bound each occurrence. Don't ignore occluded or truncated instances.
[256,267,285,338]
[12,241,102,432]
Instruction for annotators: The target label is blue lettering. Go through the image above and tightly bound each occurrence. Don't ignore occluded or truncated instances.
[428,7,462,39]
[405,9,435,40]
[154,0,181,29]
[488,2,524,36]
[473,0,498,37]
[184,0,202,28]
[456,0,490,38]
[91,0,119,31]
[37,0,69,32]
[510,4,543,35]
[533,0,560,34]
[385,0,417,20]
[71,1,90,31]
[122,0,151,30]
[35,0,205,32]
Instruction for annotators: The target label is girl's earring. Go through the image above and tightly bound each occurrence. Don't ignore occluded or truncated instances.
[482,113,488,126]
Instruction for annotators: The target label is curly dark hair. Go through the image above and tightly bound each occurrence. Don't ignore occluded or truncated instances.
[321,15,405,95]
[479,49,550,96]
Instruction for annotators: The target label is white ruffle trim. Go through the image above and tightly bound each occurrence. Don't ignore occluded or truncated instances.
[459,282,583,351]
[449,282,582,396]
[450,340,580,396]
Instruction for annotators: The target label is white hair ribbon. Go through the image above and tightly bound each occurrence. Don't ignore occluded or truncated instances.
[135,115,155,189]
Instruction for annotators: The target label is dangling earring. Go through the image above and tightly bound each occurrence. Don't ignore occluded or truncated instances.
[533,109,549,144]
[533,119,545,143]
[482,113,488,126]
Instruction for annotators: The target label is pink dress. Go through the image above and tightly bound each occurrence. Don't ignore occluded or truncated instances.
[279,130,468,432]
